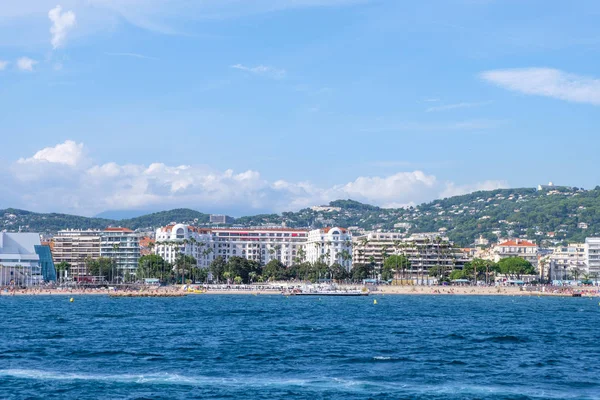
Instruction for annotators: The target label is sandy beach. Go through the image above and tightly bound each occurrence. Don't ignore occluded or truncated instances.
[2,284,598,297]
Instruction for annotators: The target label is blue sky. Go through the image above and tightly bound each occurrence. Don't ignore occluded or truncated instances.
[1,0,599,216]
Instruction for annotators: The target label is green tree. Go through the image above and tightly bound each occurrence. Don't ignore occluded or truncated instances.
[383,254,410,281]
[209,256,226,282]
[329,262,349,281]
[226,256,263,284]
[136,254,168,281]
[55,261,71,282]
[195,267,208,283]
[87,257,118,282]
[449,269,467,280]
[462,258,499,285]
[174,254,197,284]
[351,263,370,281]
[263,259,286,281]
[498,257,535,279]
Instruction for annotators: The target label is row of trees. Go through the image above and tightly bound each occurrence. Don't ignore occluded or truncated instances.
[444,257,536,284]
[56,252,539,286]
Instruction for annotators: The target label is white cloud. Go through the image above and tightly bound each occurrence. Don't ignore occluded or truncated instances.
[0,60,8,70]
[480,68,600,106]
[440,180,509,199]
[0,1,368,41]
[49,5,76,49]
[426,101,491,112]
[231,64,286,79]
[17,140,84,166]
[6,141,507,216]
[16,57,38,71]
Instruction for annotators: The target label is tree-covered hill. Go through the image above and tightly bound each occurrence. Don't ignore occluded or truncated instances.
[3,186,600,246]
[0,208,209,233]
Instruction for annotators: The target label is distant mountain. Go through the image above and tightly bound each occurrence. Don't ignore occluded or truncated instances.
[3,187,600,246]
[120,209,211,230]
[94,210,155,220]
[0,208,210,233]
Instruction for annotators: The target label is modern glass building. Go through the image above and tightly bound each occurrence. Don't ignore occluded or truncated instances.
[0,232,56,286]
[34,245,57,282]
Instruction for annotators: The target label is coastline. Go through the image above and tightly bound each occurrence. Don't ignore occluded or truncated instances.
[1,285,598,297]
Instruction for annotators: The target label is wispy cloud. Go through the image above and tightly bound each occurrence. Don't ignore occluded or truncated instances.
[105,52,159,61]
[231,64,286,79]
[480,68,600,106]
[0,60,8,70]
[362,119,502,134]
[49,5,76,49]
[426,101,491,112]
[423,98,440,102]
[17,57,38,71]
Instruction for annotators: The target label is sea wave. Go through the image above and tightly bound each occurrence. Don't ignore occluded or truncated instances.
[0,369,593,398]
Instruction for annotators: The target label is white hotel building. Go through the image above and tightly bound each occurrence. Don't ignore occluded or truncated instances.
[305,227,353,269]
[155,225,310,267]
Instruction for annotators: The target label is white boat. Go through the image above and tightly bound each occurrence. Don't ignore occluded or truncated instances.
[285,284,369,296]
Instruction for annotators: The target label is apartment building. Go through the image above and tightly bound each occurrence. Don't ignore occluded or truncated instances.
[352,232,468,276]
[52,228,140,278]
[493,239,539,267]
[52,230,101,277]
[585,238,600,275]
[100,228,141,278]
[547,243,586,280]
[306,227,352,269]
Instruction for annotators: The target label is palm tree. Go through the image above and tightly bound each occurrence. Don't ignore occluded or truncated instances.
[295,247,306,264]
[55,262,71,284]
[380,245,389,280]
[313,242,321,262]
[111,243,120,283]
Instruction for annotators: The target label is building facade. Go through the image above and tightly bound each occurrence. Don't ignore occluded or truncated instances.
[0,232,55,286]
[100,228,141,278]
[493,239,539,267]
[52,230,101,277]
[352,232,469,276]
[155,224,212,266]
[547,243,586,280]
[210,215,235,224]
[155,225,309,267]
[585,238,600,276]
[306,227,352,269]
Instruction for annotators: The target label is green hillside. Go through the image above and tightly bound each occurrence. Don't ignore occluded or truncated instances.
[2,186,600,246]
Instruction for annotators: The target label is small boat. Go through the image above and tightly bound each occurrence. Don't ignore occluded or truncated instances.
[285,284,369,297]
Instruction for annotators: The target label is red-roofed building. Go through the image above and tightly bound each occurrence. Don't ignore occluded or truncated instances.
[139,236,155,256]
[493,238,539,267]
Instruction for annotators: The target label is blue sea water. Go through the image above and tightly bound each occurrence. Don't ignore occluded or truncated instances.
[0,294,599,399]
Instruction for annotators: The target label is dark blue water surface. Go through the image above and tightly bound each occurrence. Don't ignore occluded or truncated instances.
[1,295,599,399]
